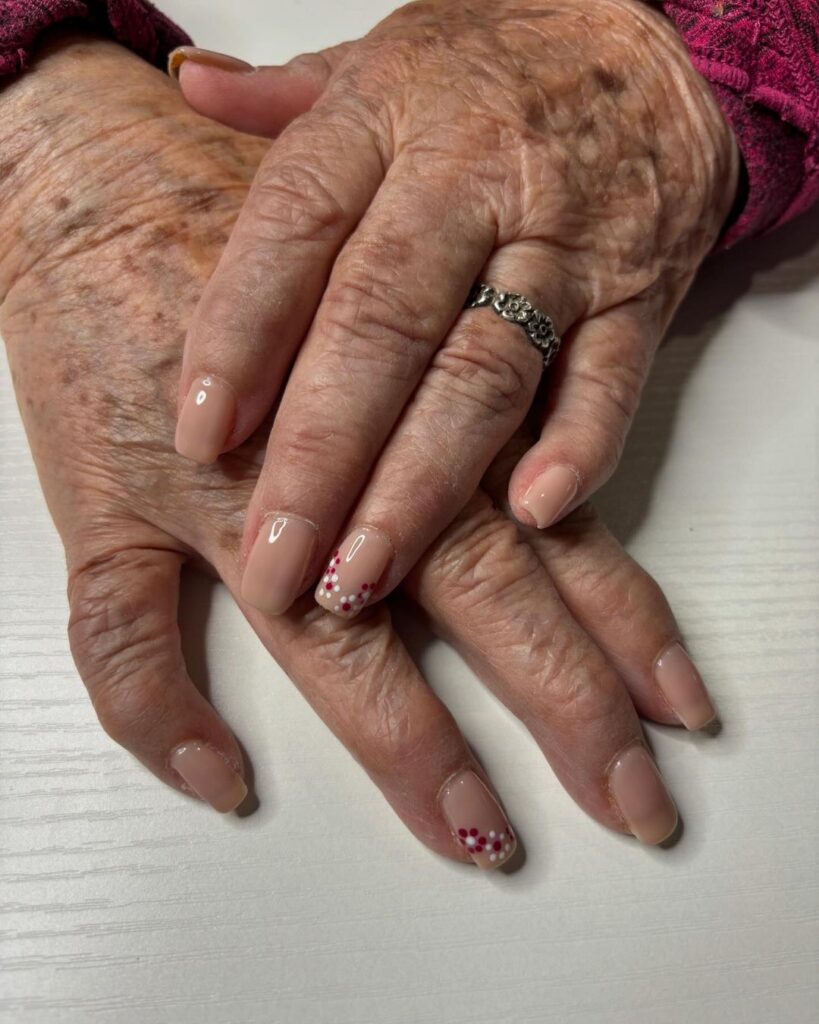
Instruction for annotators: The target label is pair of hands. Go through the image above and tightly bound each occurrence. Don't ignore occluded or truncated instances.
[0,15,717,868]
[169,0,739,621]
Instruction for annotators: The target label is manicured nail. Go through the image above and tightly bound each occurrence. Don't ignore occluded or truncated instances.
[170,741,247,813]
[314,526,392,619]
[521,465,579,528]
[175,375,235,464]
[608,744,678,845]
[655,642,716,730]
[440,770,517,870]
[168,47,253,81]
[241,514,318,615]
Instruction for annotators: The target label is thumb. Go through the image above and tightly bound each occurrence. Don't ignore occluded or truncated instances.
[66,520,247,813]
[509,299,661,528]
[169,44,352,136]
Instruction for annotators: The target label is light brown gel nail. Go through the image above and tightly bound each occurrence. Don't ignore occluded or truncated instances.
[440,770,517,870]
[608,745,678,845]
[168,47,253,80]
[170,741,247,814]
[242,514,317,615]
[655,642,716,730]
[175,375,235,464]
[314,526,392,619]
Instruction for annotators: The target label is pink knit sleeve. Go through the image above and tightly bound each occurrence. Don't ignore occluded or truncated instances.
[0,0,190,77]
[659,0,819,250]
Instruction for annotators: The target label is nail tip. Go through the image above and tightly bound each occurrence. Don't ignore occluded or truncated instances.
[216,779,249,814]
[167,48,185,79]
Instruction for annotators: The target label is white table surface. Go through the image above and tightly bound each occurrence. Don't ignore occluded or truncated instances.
[1,3,817,1022]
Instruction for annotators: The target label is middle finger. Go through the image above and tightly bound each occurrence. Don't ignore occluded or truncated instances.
[240,165,494,614]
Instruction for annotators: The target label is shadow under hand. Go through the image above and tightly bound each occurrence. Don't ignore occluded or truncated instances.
[595,204,819,546]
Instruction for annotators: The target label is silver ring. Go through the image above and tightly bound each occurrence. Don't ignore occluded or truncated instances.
[465,283,561,369]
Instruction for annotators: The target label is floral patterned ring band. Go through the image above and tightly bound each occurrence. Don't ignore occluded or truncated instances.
[464,282,562,369]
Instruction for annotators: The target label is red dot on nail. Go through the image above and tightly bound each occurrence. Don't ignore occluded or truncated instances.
[493,840,501,851]
[469,828,478,836]
[342,602,351,611]
[325,582,333,590]
[458,828,467,837]
[361,583,369,591]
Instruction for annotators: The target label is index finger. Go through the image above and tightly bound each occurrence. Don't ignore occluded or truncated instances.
[175,103,384,462]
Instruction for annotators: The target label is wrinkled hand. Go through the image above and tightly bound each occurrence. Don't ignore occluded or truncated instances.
[0,36,716,865]
[170,0,739,620]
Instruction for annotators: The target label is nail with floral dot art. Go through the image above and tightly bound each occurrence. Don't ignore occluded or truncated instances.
[440,769,518,870]
[314,526,392,619]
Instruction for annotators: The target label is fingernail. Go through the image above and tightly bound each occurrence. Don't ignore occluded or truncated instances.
[608,744,678,845]
[170,741,247,813]
[241,514,318,615]
[175,375,235,464]
[655,642,716,730]
[521,465,579,528]
[440,769,517,870]
[314,526,392,619]
[168,47,254,81]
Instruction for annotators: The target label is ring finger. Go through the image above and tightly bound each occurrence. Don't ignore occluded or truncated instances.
[312,241,585,618]
[405,488,681,845]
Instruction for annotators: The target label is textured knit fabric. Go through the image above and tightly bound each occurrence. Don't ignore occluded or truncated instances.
[0,1,189,76]
[0,1,817,250]
[659,0,818,249]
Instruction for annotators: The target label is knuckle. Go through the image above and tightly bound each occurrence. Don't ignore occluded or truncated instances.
[573,350,645,431]
[433,317,537,419]
[295,609,431,773]
[250,158,349,244]
[276,410,368,486]
[91,671,170,748]
[566,544,668,631]
[67,552,170,745]
[530,635,608,727]
[319,250,441,362]
[428,499,543,610]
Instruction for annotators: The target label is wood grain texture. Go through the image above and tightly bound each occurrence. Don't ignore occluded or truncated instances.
[1,3,817,1021]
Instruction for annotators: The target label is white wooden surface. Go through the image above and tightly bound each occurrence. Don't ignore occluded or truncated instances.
[1,3,817,1022]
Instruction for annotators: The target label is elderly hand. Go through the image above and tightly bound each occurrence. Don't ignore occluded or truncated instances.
[169,0,739,620]
[1,35,716,864]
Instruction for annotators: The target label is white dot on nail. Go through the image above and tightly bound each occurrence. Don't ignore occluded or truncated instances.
[490,853,497,862]
[466,836,476,847]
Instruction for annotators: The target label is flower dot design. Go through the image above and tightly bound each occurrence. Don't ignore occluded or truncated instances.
[457,824,514,863]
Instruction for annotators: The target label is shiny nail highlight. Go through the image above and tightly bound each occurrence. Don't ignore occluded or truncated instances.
[608,744,678,845]
[440,769,517,870]
[521,465,579,528]
[168,47,253,80]
[175,375,235,464]
[314,526,392,619]
[170,741,247,813]
[655,642,716,730]
[242,514,318,615]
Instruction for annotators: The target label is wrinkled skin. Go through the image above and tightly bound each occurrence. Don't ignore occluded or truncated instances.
[0,37,704,862]
[175,0,740,617]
